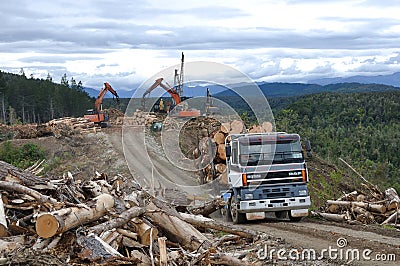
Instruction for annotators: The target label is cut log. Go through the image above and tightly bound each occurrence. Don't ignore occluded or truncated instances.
[356,194,366,202]
[179,213,258,239]
[326,200,386,213]
[230,120,243,134]
[77,233,123,260]
[117,228,138,240]
[0,161,51,187]
[187,198,226,217]
[261,121,273,132]
[217,144,226,161]
[36,193,114,238]
[220,123,230,134]
[248,125,263,133]
[381,210,400,225]
[385,188,400,211]
[158,237,168,266]
[130,218,158,246]
[337,191,358,201]
[215,163,226,174]
[145,203,209,251]
[311,211,348,222]
[88,206,145,235]
[214,132,226,145]
[0,181,58,205]
[0,193,8,237]
[327,204,339,214]
[352,207,375,224]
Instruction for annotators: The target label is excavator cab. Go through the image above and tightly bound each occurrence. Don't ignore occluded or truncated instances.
[84,82,119,127]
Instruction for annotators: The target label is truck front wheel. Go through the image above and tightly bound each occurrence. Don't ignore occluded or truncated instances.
[230,197,246,224]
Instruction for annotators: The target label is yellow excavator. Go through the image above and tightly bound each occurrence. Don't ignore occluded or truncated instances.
[84,82,119,127]
[142,78,201,117]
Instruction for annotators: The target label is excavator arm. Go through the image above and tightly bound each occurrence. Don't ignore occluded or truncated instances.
[142,78,181,105]
[94,82,120,112]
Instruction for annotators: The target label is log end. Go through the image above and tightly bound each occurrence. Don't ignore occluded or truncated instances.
[36,214,59,238]
[0,224,8,237]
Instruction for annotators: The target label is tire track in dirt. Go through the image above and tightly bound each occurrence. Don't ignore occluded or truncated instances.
[242,219,399,265]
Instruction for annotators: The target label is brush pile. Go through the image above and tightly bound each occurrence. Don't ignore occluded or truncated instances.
[312,183,400,226]
[0,160,292,265]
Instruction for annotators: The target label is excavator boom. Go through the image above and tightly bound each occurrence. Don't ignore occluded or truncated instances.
[94,82,120,112]
[142,78,181,105]
[84,82,120,127]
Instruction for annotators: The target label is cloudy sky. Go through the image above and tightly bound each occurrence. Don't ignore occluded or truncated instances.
[1,0,400,91]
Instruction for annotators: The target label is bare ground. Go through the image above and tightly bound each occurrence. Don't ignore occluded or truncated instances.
[6,126,399,265]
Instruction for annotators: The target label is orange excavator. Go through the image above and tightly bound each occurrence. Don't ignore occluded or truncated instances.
[142,78,200,117]
[84,82,120,127]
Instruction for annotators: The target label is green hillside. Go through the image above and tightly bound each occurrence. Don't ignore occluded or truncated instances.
[274,90,400,192]
[0,71,93,124]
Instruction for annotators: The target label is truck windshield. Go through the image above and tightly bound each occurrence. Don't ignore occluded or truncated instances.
[239,140,303,166]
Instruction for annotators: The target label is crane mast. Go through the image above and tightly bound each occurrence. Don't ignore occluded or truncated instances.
[174,52,184,98]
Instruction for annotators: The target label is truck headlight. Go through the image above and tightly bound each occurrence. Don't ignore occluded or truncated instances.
[244,193,254,200]
[298,190,308,196]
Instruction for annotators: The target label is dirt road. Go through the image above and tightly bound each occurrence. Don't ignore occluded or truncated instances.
[107,126,206,196]
[240,218,400,265]
[104,127,399,265]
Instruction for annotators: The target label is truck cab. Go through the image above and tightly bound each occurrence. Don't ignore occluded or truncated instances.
[223,132,311,223]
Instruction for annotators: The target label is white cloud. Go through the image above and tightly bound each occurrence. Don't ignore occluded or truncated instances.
[1,0,400,89]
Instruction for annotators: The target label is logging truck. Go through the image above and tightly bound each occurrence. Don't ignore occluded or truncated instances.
[221,132,311,224]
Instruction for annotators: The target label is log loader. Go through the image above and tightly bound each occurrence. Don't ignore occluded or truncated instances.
[141,78,200,117]
[84,82,119,127]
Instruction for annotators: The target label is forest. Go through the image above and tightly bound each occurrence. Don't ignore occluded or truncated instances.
[274,91,400,191]
[1,70,399,191]
[0,70,93,124]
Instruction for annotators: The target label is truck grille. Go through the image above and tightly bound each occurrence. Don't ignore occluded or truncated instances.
[247,171,304,186]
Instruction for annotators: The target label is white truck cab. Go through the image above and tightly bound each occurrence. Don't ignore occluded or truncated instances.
[222,132,311,224]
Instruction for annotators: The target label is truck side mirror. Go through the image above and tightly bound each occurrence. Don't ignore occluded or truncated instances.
[305,140,312,158]
[225,145,231,158]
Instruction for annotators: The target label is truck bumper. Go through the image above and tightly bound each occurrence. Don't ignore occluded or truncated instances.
[238,196,311,213]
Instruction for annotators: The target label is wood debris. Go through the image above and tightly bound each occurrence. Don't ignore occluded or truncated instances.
[0,159,284,265]
[312,184,400,226]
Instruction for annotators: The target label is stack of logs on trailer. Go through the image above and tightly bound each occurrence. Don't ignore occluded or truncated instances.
[194,120,273,184]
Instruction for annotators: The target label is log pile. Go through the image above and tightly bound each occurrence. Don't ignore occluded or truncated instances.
[312,184,400,226]
[103,108,124,123]
[0,117,101,140]
[46,117,100,136]
[0,160,285,265]
[194,120,273,184]
[119,109,158,127]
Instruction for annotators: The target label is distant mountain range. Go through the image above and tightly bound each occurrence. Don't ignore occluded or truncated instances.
[215,82,400,98]
[83,72,400,99]
[309,72,400,87]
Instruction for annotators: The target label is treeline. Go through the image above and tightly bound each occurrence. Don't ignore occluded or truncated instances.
[274,91,400,191]
[0,70,93,124]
